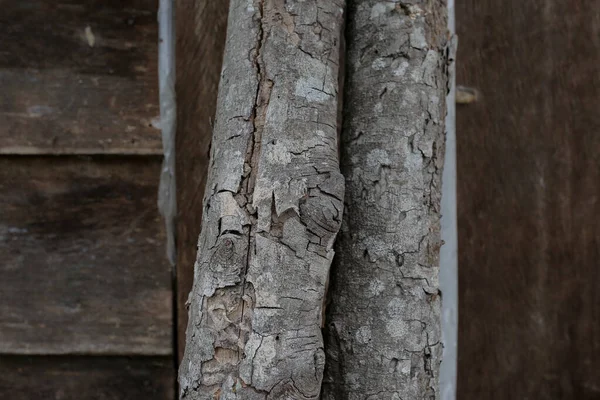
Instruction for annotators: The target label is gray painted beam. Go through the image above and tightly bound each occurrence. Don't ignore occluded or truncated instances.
[439,1,458,399]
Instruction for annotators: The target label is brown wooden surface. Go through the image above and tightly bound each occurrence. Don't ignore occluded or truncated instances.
[0,356,174,399]
[0,157,172,355]
[175,0,228,361]
[0,0,162,154]
[457,1,600,398]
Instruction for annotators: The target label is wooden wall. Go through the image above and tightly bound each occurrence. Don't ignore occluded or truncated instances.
[174,0,229,362]
[456,1,600,398]
[0,1,174,398]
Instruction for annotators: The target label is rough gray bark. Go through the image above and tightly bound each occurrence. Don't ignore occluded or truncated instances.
[323,1,449,399]
[178,1,345,398]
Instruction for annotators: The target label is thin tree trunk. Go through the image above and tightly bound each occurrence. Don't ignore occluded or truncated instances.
[179,1,345,398]
[323,1,449,399]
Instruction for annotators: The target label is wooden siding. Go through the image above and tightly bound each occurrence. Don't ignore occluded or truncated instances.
[0,0,162,155]
[174,0,228,362]
[0,1,174,398]
[0,157,172,355]
[457,1,600,398]
[0,356,174,400]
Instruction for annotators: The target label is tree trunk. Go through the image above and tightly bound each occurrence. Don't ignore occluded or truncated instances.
[323,1,449,399]
[178,0,345,398]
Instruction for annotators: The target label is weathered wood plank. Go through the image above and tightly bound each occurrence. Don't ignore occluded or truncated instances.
[174,0,229,362]
[0,157,172,355]
[0,0,162,154]
[457,1,600,398]
[0,356,174,399]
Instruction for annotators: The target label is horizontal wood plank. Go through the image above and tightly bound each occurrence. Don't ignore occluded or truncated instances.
[0,0,162,154]
[0,157,172,355]
[0,356,174,400]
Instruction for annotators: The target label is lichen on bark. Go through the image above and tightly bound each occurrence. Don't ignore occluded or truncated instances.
[179,1,345,399]
[322,1,450,399]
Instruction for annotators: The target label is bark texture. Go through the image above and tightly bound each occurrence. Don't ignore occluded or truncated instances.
[323,1,449,399]
[179,1,345,398]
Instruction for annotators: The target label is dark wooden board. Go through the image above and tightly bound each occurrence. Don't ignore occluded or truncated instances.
[456,1,600,399]
[0,356,174,399]
[0,157,172,355]
[0,0,162,154]
[175,0,228,361]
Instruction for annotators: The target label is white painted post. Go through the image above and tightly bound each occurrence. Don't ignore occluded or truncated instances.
[440,1,458,399]
[157,0,177,265]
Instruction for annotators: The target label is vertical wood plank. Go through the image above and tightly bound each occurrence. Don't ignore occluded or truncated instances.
[456,1,600,398]
[175,0,229,361]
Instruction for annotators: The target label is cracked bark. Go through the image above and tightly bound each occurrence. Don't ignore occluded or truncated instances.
[323,1,449,399]
[178,1,345,399]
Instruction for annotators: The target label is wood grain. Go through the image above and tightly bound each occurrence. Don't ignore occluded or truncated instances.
[0,356,174,400]
[456,1,600,398]
[174,0,229,362]
[0,0,162,154]
[0,157,172,355]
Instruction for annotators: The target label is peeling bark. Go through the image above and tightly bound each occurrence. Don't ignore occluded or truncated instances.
[178,1,345,399]
[323,1,449,399]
